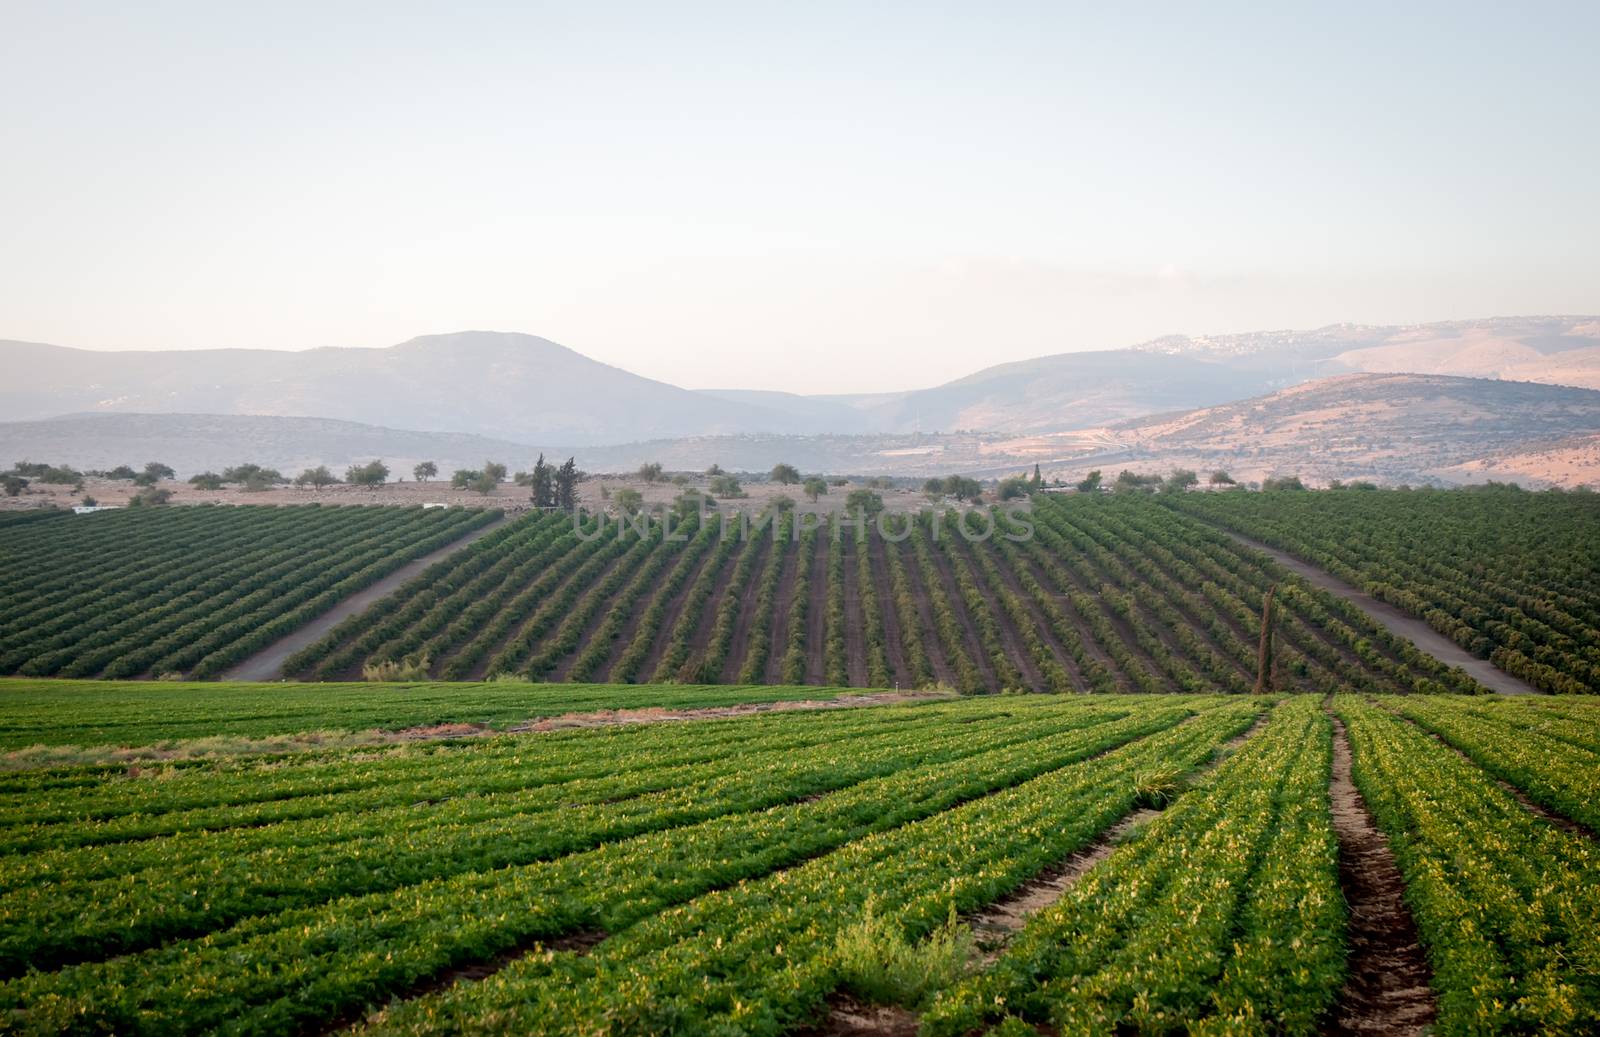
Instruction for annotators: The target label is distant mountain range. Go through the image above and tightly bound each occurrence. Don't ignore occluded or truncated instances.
[3,317,1599,486]
[5,374,1597,488]
[6,317,1597,448]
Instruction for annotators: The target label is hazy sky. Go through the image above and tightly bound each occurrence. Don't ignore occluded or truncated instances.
[4,2,1597,393]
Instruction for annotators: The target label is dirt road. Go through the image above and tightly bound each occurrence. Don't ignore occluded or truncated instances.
[1219,530,1540,695]
[221,514,513,681]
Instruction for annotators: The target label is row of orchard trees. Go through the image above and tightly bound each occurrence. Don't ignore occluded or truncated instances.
[8,454,586,504]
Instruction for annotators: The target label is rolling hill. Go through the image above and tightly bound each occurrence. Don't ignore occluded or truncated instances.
[1109,373,1600,487]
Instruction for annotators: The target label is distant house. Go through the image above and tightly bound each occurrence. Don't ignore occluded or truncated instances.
[72,505,123,515]
[422,502,449,510]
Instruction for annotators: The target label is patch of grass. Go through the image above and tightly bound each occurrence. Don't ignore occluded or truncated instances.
[1132,764,1184,809]
[361,656,433,681]
[833,900,974,1008]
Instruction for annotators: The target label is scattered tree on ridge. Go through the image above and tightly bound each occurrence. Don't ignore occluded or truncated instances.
[344,460,389,487]
[295,466,340,489]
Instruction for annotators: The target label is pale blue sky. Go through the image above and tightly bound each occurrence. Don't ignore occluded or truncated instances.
[3,1,1597,392]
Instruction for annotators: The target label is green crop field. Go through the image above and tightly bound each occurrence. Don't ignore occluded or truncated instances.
[272,496,1492,696]
[3,488,1598,1033]
[0,691,1596,1034]
[1172,485,1600,694]
[0,679,872,758]
[0,505,498,680]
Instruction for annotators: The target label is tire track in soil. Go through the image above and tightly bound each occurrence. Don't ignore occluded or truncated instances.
[721,535,775,683]
[1324,711,1438,1036]
[950,536,1049,692]
[763,537,804,683]
[805,532,830,685]
[841,537,870,687]
[893,539,956,688]
[641,538,732,681]
[922,535,998,689]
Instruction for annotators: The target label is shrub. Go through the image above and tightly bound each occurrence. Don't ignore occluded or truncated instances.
[833,900,973,1008]
[360,656,431,681]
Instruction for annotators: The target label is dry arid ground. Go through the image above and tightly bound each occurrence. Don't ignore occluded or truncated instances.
[2,472,963,515]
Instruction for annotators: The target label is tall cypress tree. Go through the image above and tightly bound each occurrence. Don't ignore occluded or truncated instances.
[554,457,579,510]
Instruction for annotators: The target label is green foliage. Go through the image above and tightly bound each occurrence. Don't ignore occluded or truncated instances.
[845,488,884,515]
[360,655,433,681]
[128,486,172,506]
[344,459,389,487]
[996,476,1030,500]
[0,505,496,679]
[188,472,224,490]
[709,474,745,497]
[833,901,973,1008]
[802,476,828,501]
[1164,468,1198,492]
[412,461,437,483]
[293,466,339,489]
[1170,485,1600,693]
[636,462,664,482]
[770,462,801,485]
[220,463,285,485]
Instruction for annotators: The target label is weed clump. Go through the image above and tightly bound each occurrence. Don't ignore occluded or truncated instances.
[833,900,973,1008]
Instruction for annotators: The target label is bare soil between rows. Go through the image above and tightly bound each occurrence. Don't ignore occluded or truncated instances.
[1324,712,1437,1035]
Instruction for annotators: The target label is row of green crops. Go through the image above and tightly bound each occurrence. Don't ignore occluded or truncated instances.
[0,696,1223,1033]
[268,494,1503,695]
[924,696,1341,1034]
[4,693,1599,1033]
[1333,696,1600,1032]
[1171,486,1600,693]
[0,505,496,678]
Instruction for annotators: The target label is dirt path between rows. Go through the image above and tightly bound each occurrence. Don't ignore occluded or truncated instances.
[986,544,1087,692]
[857,534,883,688]
[896,542,956,688]
[802,709,1273,1036]
[1325,712,1438,1035]
[922,539,999,689]
[1217,530,1539,696]
[633,541,723,682]
[220,514,512,681]
[805,534,831,684]
[763,540,804,683]
[721,536,774,683]
[951,537,1048,693]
